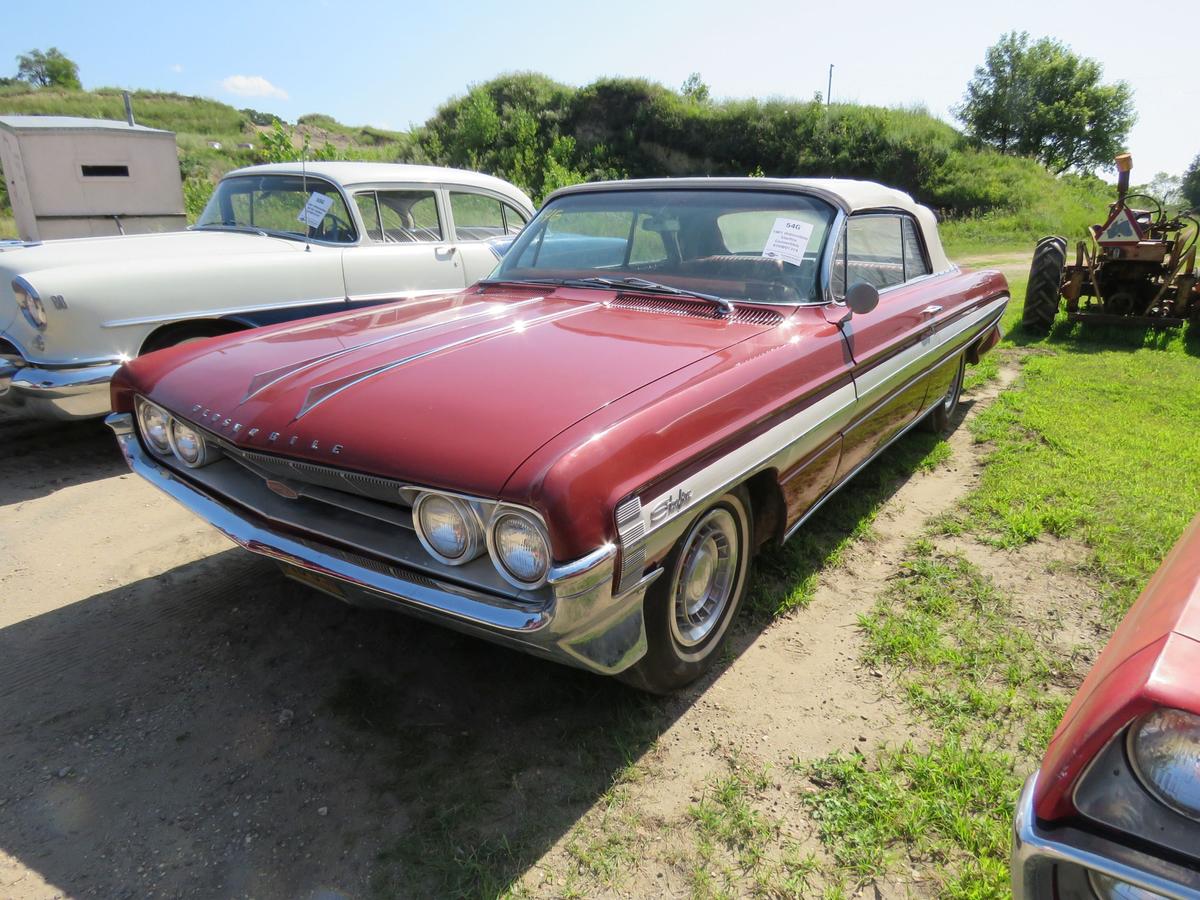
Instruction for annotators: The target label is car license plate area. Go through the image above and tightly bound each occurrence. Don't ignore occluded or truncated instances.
[280,563,346,600]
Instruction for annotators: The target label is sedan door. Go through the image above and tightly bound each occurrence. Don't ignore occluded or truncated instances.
[446,190,531,285]
[341,187,466,304]
[833,212,954,479]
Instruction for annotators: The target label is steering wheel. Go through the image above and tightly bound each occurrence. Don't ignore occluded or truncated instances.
[313,212,352,242]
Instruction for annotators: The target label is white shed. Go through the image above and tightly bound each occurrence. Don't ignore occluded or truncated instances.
[0,115,187,241]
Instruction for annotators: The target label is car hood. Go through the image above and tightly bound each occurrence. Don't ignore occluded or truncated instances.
[1,229,303,280]
[126,285,788,498]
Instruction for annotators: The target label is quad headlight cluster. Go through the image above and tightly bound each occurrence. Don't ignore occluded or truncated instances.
[413,490,551,588]
[135,397,220,469]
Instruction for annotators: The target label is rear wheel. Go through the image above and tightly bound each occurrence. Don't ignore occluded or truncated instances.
[923,354,965,433]
[1021,236,1067,334]
[619,488,753,694]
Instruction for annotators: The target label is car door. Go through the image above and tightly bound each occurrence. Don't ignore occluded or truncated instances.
[833,212,952,479]
[341,187,466,303]
[446,189,530,284]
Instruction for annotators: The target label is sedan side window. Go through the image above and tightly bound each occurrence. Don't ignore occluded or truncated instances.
[502,203,528,235]
[451,192,506,241]
[354,192,384,242]
[369,190,443,243]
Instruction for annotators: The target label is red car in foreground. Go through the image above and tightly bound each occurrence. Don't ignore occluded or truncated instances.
[107,178,1006,692]
[1013,514,1200,898]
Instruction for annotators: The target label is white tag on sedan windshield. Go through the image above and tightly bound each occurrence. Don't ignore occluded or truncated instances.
[297,192,335,229]
[762,218,814,267]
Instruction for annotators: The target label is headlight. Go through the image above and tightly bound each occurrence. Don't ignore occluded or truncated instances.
[135,398,172,456]
[413,493,482,564]
[1088,869,1168,899]
[1129,708,1200,821]
[13,277,47,331]
[490,510,550,587]
[168,418,217,468]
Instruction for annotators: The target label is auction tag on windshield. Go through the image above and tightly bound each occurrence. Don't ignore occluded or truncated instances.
[762,218,814,267]
[297,192,335,229]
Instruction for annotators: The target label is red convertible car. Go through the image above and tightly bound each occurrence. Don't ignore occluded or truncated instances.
[107,178,1007,692]
[1013,513,1200,898]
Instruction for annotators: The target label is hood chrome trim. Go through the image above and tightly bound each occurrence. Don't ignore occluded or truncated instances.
[294,301,602,420]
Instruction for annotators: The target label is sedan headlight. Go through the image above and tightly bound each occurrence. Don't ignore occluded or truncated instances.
[1129,708,1200,821]
[135,398,172,456]
[413,493,483,564]
[489,510,550,587]
[12,277,47,331]
[168,418,218,468]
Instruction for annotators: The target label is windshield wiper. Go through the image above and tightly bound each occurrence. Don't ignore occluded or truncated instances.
[479,276,735,316]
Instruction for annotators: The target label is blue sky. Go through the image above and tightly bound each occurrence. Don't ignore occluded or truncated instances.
[6,0,1198,178]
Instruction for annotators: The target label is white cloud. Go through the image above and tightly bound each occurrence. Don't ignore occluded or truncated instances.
[170,64,184,74]
[220,75,288,100]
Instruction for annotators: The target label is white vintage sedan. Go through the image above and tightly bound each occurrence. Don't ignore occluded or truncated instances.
[0,162,534,420]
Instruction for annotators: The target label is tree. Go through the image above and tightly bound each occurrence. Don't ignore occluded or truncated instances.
[956,32,1135,173]
[681,73,710,104]
[1182,154,1200,210]
[1143,172,1181,207]
[15,47,81,89]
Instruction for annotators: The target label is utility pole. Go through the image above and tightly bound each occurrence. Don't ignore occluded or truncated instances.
[827,64,833,107]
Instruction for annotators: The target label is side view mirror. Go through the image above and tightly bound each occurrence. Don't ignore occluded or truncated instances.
[845,281,879,316]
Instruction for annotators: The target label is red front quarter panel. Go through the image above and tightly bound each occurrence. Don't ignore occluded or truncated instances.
[1035,513,1200,821]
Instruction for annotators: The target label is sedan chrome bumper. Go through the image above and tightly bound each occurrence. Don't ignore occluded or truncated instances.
[106,412,655,676]
[1012,773,1200,899]
[0,355,120,420]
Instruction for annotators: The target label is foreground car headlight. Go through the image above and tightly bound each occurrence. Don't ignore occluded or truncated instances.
[490,510,550,587]
[413,493,482,564]
[12,277,47,331]
[1129,708,1200,821]
[1088,870,1168,899]
[168,418,218,468]
[135,398,172,456]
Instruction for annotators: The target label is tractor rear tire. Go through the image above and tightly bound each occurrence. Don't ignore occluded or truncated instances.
[1021,237,1067,334]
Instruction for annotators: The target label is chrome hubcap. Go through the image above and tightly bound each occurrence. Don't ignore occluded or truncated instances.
[671,509,739,647]
[943,363,962,412]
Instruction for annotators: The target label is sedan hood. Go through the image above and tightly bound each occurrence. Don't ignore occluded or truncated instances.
[127,286,787,497]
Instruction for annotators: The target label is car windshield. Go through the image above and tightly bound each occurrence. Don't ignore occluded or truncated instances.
[195,174,357,244]
[490,189,837,305]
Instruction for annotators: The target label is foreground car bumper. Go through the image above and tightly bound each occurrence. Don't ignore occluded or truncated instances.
[0,354,120,420]
[1012,773,1200,899]
[107,412,656,676]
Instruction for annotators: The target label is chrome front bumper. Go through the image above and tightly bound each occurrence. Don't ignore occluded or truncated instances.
[1012,773,1200,899]
[107,412,656,676]
[0,355,120,420]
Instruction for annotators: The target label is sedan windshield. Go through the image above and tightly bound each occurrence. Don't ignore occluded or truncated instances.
[490,189,837,304]
[195,174,357,244]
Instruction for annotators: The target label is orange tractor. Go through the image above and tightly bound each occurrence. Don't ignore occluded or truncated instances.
[1021,153,1200,332]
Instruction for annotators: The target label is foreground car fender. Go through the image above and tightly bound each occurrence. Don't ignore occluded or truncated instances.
[1013,513,1200,898]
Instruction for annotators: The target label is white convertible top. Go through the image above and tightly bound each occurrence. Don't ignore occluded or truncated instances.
[549,177,951,272]
[224,162,535,212]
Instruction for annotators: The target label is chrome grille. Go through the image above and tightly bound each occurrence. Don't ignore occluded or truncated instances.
[217,441,411,507]
[609,293,785,326]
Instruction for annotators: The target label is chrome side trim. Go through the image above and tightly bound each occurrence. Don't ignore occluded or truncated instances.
[1012,773,1200,900]
[102,295,351,329]
[296,301,602,419]
[615,496,647,595]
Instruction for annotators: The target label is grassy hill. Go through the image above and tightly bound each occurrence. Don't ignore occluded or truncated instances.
[0,77,1115,254]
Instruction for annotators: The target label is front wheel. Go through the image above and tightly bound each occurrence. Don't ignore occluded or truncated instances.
[619,488,753,694]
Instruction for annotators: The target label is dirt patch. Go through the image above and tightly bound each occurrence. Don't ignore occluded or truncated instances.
[0,356,1097,898]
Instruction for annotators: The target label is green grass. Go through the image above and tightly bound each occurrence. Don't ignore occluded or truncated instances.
[806,543,1078,897]
[963,323,1200,619]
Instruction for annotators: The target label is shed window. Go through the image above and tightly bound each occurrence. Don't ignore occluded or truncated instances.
[81,164,129,177]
